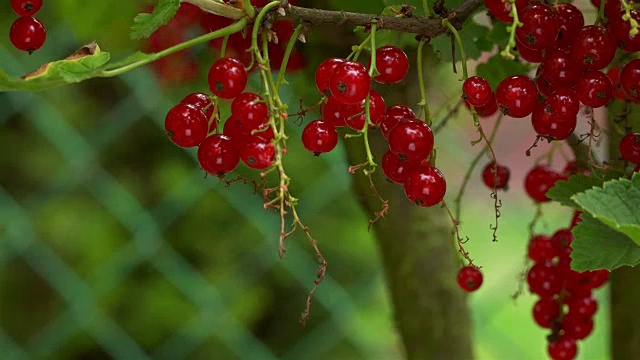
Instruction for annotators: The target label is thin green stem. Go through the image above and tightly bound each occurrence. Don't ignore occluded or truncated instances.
[499,0,523,60]
[422,0,431,17]
[251,1,282,64]
[275,24,304,91]
[596,0,606,25]
[243,0,256,19]
[621,0,639,35]
[348,34,372,61]
[361,23,378,170]
[220,34,230,57]
[442,19,468,79]
[100,18,248,77]
[416,39,432,126]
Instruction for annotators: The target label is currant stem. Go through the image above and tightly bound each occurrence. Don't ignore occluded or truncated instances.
[416,38,433,126]
[251,1,282,64]
[422,0,432,17]
[498,0,523,60]
[621,0,639,36]
[100,19,248,77]
[596,0,606,25]
[442,200,475,266]
[242,0,256,19]
[361,23,378,171]
[276,24,305,91]
[348,34,372,62]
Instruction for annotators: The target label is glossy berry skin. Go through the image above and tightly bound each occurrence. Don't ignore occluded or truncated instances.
[552,228,574,259]
[541,50,584,89]
[536,76,554,98]
[570,26,616,71]
[484,0,528,23]
[11,0,42,16]
[576,71,613,108]
[380,105,416,139]
[532,100,577,141]
[548,337,577,360]
[496,75,537,118]
[240,137,275,169]
[374,46,409,84]
[590,0,622,18]
[345,90,387,130]
[548,89,579,118]
[388,119,434,162]
[197,134,240,176]
[181,92,217,122]
[516,38,544,63]
[609,10,640,52]
[562,314,594,340]
[528,234,556,263]
[10,16,46,53]
[463,76,492,107]
[315,58,345,96]
[516,4,559,50]
[382,150,417,184]
[620,59,640,101]
[552,3,585,48]
[302,120,339,155]
[568,295,598,318]
[223,116,274,148]
[587,269,610,289]
[457,266,483,292]
[404,165,446,207]
[231,92,268,127]
[620,133,640,164]
[527,261,563,297]
[165,103,209,148]
[481,162,510,190]
[329,61,371,105]
[525,165,563,203]
[322,96,350,127]
[532,297,560,328]
[208,57,248,99]
[465,93,499,117]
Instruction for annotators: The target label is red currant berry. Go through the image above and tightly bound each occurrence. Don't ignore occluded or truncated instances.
[570,26,616,70]
[457,266,483,292]
[403,164,447,207]
[382,150,418,184]
[609,10,640,52]
[329,61,371,105]
[570,210,583,228]
[345,91,387,130]
[181,92,218,123]
[548,89,580,118]
[231,92,269,127]
[561,313,594,340]
[516,4,559,50]
[620,133,640,164]
[548,337,578,360]
[525,165,563,203]
[586,269,610,289]
[465,92,499,117]
[568,295,598,318]
[388,119,434,162]
[552,228,574,259]
[374,46,409,84]
[11,0,42,16]
[10,16,46,53]
[552,3,585,48]
[322,96,350,127]
[516,38,544,63]
[165,103,209,148]
[536,75,555,98]
[527,261,563,297]
[302,120,339,155]
[240,137,275,169]
[481,162,510,190]
[576,71,613,108]
[496,75,537,118]
[532,297,560,328]
[463,76,493,107]
[541,49,584,89]
[484,0,528,23]
[223,116,274,148]
[590,0,623,19]
[607,66,630,101]
[528,234,557,263]
[208,57,248,99]
[620,59,640,101]
[197,134,240,176]
[532,100,577,141]
[315,58,345,96]
[380,105,416,139]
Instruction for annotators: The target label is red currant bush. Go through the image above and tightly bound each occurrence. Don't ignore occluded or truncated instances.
[240,137,275,170]
[197,134,240,176]
[620,59,640,101]
[515,4,559,50]
[388,119,434,162]
[532,297,560,328]
[609,10,640,52]
[11,0,42,16]
[208,57,248,99]
[380,105,415,139]
[524,165,564,203]
[463,76,492,107]
[165,103,209,148]
[528,234,556,263]
[620,133,640,164]
[548,337,578,360]
[570,26,616,70]
[374,46,409,84]
[403,164,446,207]
[457,266,483,292]
[481,162,510,190]
[10,16,46,53]
[496,75,537,118]
[329,61,371,105]
[302,120,339,155]
[381,150,417,184]
[552,2,584,48]
[576,71,613,108]
[315,58,345,96]
[231,92,269,127]
[484,0,528,23]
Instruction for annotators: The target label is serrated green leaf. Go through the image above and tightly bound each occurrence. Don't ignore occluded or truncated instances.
[547,171,625,208]
[475,54,528,89]
[130,0,180,40]
[572,173,640,245]
[571,213,640,272]
[485,21,510,48]
[431,21,490,62]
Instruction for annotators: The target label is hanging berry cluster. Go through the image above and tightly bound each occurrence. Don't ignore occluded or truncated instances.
[9,0,46,53]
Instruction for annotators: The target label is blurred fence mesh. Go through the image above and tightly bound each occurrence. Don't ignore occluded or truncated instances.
[0,13,611,360]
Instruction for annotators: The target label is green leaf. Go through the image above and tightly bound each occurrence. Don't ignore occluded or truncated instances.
[571,213,640,272]
[475,54,528,89]
[431,21,490,62]
[572,173,640,245]
[547,171,625,208]
[485,21,510,48]
[130,0,180,40]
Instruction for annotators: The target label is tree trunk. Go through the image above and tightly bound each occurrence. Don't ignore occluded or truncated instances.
[608,102,640,359]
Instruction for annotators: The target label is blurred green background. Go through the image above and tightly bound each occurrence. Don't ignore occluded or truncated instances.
[1,0,610,359]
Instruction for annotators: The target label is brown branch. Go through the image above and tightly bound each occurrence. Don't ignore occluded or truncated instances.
[276,0,485,36]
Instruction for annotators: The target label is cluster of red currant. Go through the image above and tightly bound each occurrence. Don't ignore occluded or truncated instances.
[9,0,46,54]
[527,223,609,360]
[478,0,639,145]
[309,46,449,208]
[165,57,278,174]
